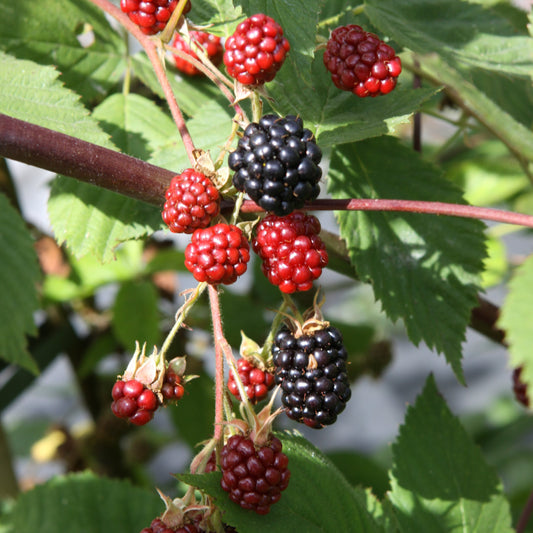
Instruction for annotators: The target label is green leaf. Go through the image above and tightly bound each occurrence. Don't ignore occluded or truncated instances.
[389,375,514,532]
[267,52,436,147]
[0,0,126,103]
[0,194,40,374]
[365,0,533,79]
[498,254,533,397]
[190,0,244,35]
[180,431,385,533]
[112,280,161,351]
[328,138,486,381]
[238,0,321,87]
[93,94,177,159]
[6,472,163,533]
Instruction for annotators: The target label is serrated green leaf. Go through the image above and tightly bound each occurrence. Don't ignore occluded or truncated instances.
[238,0,320,87]
[328,138,486,381]
[481,235,507,289]
[365,0,533,79]
[0,0,126,103]
[179,431,385,533]
[498,254,533,398]
[93,94,177,159]
[0,194,40,374]
[389,375,514,532]
[6,472,163,533]
[112,280,160,351]
[267,52,436,147]
[190,0,244,35]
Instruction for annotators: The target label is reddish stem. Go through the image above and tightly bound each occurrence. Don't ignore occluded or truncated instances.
[88,0,196,165]
[208,285,226,442]
[516,488,533,533]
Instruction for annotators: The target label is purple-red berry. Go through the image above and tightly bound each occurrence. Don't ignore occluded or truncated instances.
[171,31,224,76]
[111,378,159,425]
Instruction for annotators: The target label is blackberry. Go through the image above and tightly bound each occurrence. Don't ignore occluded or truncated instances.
[229,114,322,216]
[272,325,351,428]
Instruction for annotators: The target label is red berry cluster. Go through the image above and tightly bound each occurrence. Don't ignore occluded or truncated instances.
[162,169,220,234]
[111,379,159,425]
[140,518,199,533]
[120,0,191,36]
[172,31,224,76]
[253,212,328,293]
[220,434,290,515]
[228,358,275,404]
[223,14,290,86]
[161,368,186,402]
[185,223,250,285]
[323,24,402,97]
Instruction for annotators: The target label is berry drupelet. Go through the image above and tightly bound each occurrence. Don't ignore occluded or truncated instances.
[229,114,322,217]
[171,31,224,76]
[120,0,191,36]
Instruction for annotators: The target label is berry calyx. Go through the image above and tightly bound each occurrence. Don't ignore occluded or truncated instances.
[220,433,290,514]
[272,311,351,428]
[513,366,530,408]
[223,13,290,86]
[171,31,224,76]
[184,223,250,285]
[120,0,191,36]
[111,378,159,425]
[162,169,220,234]
[229,114,322,216]
[323,24,402,97]
[228,358,275,404]
[252,212,328,293]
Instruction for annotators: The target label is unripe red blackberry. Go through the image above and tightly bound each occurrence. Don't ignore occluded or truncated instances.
[513,366,530,408]
[184,223,250,285]
[323,24,402,97]
[111,378,159,425]
[252,212,328,293]
[162,169,220,234]
[120,0,191,36]
[140,517,199,533]
[161,367,186,402]
[223,13,290,86]
[228,358,275,404]
[272,325,351,428]
[229,114,322,216]
[171,31,224,76]
[220,433,290,514]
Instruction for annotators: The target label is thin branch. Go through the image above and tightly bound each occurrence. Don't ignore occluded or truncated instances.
[88,0,196,165]
[516,487,533,533]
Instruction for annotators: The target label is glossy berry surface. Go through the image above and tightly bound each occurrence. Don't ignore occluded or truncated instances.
[252,212,328,293]
[229,114,322,216]
[140,518,199,533]
[323,24,402,97]
[223,13,290,86]
[162,169,220,234]
[272,325,351,428]
[171,31,224,76]
[111,379,159,425]
[228,358,275,403]
[184,224,250,285]
[161,368,186,402]
[220,434,290,514]
[120,0,191,36]
[513,366,530,407]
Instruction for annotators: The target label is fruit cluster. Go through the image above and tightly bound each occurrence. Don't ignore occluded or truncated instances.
[229,114,322,216]
[252,212,329,293]
[171,31,224,76]
[120,0,191,35]
[227,358,275,403]
[272,325,351,428]
[223,14,290,86]
[111,379,159,426]
[323,24,402,97]
[220,434,290,515]
[162,169,220,234]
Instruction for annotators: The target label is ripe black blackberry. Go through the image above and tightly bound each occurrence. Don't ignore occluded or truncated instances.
[228,114,322,216]
[272,324,351,428]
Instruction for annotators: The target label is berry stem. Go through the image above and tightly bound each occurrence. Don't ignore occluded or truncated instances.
[318,4,365,28]
[251,91,263,123]
[159,0,189,44]
[88,0,197,166]
[516,487,533,533]
[229,191,245,225]
[158,282,207,363]
[259,299,289,365]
